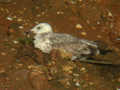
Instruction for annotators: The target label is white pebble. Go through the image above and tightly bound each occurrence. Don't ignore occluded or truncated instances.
[80,67,86,72]
[108,11,113,17]
[75,82,80,87]
[6,17,13,21]
[13,40,19,44]
[75,24,82,29]
[97,21,100,24]
[18,26,24,29]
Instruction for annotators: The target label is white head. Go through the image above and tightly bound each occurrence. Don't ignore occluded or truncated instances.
[31,23,53,34]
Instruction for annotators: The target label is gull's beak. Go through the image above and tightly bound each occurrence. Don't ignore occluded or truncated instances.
[24,30,35,38]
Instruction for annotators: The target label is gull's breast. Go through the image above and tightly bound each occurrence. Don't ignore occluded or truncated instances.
[33,34,53,53]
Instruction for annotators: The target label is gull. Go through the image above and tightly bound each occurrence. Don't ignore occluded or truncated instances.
[31,23,101,61]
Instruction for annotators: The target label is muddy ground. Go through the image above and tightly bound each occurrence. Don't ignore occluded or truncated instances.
[0,0,120,90]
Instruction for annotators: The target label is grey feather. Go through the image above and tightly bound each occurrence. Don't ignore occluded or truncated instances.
[31,23,100,60]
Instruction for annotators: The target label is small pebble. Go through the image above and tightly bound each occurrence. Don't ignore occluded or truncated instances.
[62,65,73,73]
[18,26,24,29]
[17,64,23,67]
[75,82,80,87]
[0,69,5,73]
[86,20,90,24]
[66,81,71,88]
[36,14,41,17]
[57,11,64,15]
[1,52,6,56]
[97,35,102,38]
[75,24,82,29]
[47,75,53,81]
[5,8,9,13]
[89,82,94,86]
[80,67,86,72]
[17,18,23,22]
[97,21,100,24]
[35,21,39,24]
[13,40,19,44]
[23,8,27,11]
[11,48,16,51]
[73,73,80,77]
[6,17,13,21]
[108,11,113,17]
[41,12,45,15]
[57,11,60,15]
[0,8,4,11]
[81,32,87,36]
[16,77,20,81]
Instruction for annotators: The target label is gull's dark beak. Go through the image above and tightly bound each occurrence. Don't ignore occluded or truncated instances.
[24,30,35,38]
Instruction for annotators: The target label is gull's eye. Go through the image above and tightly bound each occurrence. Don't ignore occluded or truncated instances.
[37,26,41,30]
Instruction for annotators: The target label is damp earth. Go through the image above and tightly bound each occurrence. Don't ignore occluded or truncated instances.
[0,0,120,90]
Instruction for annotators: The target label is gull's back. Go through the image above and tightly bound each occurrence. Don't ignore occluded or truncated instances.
[45,32,100,59]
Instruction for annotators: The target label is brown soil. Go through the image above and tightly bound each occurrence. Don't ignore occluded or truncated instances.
[0,0,120,90]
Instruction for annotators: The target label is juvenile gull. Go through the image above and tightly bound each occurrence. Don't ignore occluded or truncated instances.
[31,23,100,60]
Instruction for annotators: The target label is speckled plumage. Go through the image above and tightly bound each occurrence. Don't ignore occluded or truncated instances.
[31,23,100,60]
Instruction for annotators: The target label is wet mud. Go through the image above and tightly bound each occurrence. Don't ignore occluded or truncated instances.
[0,0,120,90]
